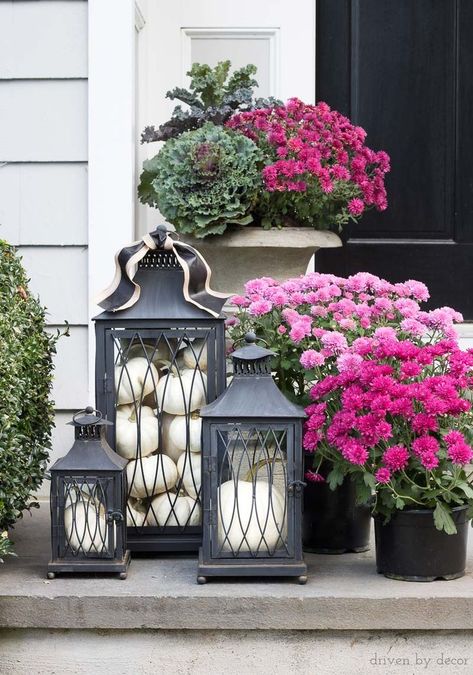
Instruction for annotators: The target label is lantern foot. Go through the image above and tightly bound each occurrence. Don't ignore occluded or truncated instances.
[298,575,308,585]
[197,575,208,585]
[119,571,128,580]
[47,572,56,580]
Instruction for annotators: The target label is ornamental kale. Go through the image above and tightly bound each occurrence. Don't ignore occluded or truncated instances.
[139,122,262,238]
[226,98,390,230]
[141,61,281,144]
[228,272,473,532]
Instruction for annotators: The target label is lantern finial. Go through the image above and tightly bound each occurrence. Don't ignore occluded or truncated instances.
[231,333,275,376]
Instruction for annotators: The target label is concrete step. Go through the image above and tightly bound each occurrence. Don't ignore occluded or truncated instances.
[2,506,473,674]
[1,505,473,632]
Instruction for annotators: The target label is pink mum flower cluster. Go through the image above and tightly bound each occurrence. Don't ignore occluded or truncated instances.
[227,98,390,230]
[229,272,473,524]
[306,339,473,472]
[231,271,459,345]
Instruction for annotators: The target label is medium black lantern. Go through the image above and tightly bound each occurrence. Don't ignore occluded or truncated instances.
[93,226,227,552]
[198,334,307,584]
[47,407,129,578]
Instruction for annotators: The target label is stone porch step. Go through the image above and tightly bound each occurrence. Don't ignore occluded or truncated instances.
[1,505,473,632]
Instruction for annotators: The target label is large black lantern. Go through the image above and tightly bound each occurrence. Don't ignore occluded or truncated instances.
[48,407,129,578]
[93,227,227,552]
[198,334,307,584]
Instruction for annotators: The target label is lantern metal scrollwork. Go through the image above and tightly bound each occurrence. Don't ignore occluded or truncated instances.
[93,227,227,552]
[48,407,129,578]
[198,334,307,583]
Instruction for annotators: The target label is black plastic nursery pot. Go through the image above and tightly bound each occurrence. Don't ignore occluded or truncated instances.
[375,505,470,582]
[302,457,371,554]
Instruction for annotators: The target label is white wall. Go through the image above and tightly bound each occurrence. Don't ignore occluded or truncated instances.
[0,0,89,497]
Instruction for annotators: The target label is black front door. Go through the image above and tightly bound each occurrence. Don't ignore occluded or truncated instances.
[315,0,473,318]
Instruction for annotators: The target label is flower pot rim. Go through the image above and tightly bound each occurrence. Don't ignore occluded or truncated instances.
[181,226,343,249]
[374,503,470,518]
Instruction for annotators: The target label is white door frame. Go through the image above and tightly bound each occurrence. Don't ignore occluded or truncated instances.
[87,0,138,398]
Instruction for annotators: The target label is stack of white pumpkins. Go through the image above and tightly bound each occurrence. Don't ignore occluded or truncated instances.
[114,339,208,528]
[64,486,109,554]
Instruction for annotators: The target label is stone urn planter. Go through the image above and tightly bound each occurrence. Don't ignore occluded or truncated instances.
[182,227,342,296]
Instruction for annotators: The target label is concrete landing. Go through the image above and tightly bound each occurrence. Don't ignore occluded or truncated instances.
[1,505,473,631]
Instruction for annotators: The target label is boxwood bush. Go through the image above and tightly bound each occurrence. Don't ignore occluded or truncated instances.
[0,241,60,559]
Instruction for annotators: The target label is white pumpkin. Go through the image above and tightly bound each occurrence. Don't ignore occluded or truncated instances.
[217,480,286,553]
[156,368,206,415]
[147,492,201,527]
[115,405,159,459]
[168,413,201,454]
[126,497,147,527]
[124,342,170,366]
[159,412,183,464]
[115,357,159,405]
[148,492,187,527]
[176,451,201,499]
[184,495,201,526]
[183,340,207,371]
[126,453,177,499]
[64,500,108,554]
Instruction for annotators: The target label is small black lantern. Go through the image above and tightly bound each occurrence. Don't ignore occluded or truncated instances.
[93,227,227,553]
[47,407,130,579]
[198,334,307,584]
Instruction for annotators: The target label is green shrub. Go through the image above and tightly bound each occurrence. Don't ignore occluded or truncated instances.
[139,122,262,237]
[0,241,61,554]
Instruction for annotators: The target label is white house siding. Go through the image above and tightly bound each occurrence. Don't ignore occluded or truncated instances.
[0,1,88,497]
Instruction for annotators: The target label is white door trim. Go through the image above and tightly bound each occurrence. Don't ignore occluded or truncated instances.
[87,0,136,399]
[180,28,282,97]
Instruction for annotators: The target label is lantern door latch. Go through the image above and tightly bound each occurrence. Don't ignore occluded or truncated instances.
[287,480,306,496]
[107,510,124,523]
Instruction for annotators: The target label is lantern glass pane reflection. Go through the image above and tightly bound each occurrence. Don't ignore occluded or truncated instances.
[212,424,292,558]
[112,330,211,531]
[59,477,114,558]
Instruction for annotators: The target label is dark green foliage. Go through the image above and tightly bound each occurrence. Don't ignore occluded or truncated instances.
[141,61,281,143]
[0,241,61,547]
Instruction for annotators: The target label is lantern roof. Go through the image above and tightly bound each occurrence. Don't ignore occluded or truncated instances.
[93,250,223,322]
[201,334,305,419]
[50,408,127,472]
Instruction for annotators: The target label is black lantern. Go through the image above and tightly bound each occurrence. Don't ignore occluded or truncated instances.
[198,334,307,584]
[93,227,227,552]
[47,407,129,578]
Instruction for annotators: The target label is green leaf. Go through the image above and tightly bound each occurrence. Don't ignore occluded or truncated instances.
[355,480,372,506]
[457,482,473,500]
[327,466,344,491]
[363,473,376,490]
[433,502,457,535]
[395,496,405,510]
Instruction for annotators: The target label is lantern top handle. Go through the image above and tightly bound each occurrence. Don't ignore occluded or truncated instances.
[68,406,113,428]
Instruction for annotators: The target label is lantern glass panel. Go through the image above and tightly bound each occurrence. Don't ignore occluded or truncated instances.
[109,328,217,533]
[210,423,295,559]
[55,475,115,559]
